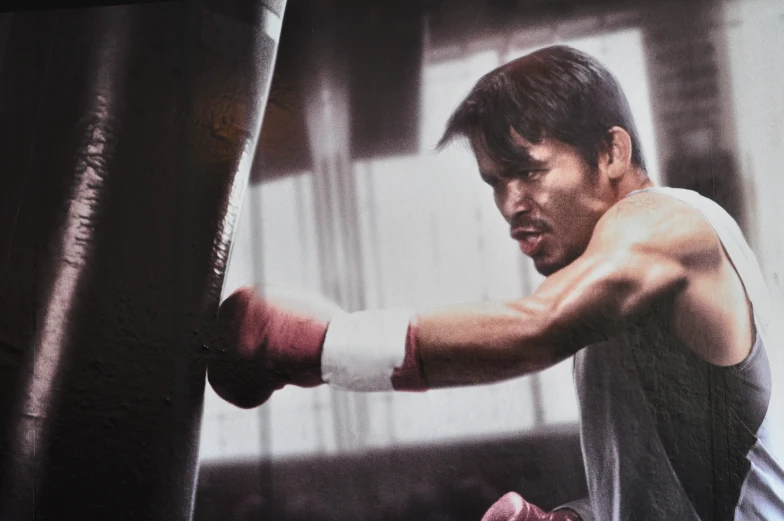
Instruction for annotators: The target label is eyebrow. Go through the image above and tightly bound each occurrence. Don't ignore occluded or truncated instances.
[480,159,549,180]
[518,158,549,170]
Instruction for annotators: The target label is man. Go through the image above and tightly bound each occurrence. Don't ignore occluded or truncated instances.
[207,46,784,520]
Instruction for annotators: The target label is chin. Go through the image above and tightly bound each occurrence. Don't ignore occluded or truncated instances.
[533,260,558,276]
[533,255,570,276]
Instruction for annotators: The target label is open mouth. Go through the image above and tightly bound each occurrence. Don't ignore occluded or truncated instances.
[511,230,545,257]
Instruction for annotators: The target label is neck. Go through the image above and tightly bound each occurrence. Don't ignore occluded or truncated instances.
[616,169,654,199]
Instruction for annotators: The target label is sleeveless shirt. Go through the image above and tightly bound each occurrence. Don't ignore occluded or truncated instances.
[560,187,784,520]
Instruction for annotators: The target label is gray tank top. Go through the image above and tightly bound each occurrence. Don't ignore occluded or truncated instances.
[569,187,784,520]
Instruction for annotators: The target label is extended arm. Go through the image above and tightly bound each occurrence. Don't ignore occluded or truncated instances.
[417,234,688,387]
[208,192,717,405]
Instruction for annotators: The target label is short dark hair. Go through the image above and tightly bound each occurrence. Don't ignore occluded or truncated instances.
[437,45,646,172]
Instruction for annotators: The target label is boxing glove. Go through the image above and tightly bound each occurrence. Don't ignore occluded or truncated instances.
[481,492,581,521]
[207,285,428,408]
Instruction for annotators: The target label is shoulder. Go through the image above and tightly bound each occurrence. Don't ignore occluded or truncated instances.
[589,190,723,272]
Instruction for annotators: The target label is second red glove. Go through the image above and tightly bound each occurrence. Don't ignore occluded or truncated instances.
[481,492,582,521]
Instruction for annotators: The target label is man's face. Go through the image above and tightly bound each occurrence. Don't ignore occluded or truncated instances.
[474,134,614,276]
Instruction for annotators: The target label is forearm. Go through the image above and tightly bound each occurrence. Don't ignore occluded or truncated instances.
[417,299,564,388]
[211,287,571,405]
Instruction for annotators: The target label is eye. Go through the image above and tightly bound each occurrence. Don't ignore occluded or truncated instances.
[518,169,543,181]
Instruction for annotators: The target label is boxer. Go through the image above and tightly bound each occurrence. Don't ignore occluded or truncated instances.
[208,46,784,520]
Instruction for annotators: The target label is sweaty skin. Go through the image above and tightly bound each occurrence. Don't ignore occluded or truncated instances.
[417,129,755,388]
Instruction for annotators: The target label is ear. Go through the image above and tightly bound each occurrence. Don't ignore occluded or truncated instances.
[605,126,633,180]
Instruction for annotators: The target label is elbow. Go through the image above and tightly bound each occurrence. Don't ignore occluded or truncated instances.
[537,294,606,359]
[507,300,570,371]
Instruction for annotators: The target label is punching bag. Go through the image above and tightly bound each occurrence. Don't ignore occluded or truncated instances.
[0,1,285,519]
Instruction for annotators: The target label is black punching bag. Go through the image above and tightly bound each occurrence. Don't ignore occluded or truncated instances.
[0,1,285,519]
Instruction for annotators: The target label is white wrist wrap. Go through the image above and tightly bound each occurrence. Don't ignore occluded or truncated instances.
[321,309,413,392]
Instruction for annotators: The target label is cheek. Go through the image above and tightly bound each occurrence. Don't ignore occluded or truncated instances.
[543,195,588,249]
[540,187,572,226]
[546,179,594,223]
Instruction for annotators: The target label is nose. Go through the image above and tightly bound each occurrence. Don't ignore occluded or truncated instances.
[497,178,531,222]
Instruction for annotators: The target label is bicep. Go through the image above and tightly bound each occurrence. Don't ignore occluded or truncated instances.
[518,246,688,354]
[417,249,687,388]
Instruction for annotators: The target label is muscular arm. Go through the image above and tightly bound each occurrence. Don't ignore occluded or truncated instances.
[209,193,726,404]
[417,192,718,388]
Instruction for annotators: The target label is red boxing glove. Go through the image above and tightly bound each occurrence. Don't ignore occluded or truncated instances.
[481,493,582,521]
[207,286,329,408]
[207,286,429,408]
